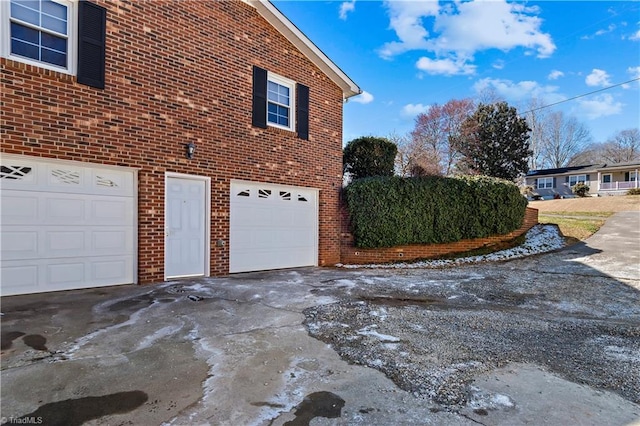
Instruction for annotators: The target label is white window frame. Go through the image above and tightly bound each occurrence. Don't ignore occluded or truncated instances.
[629,171,638,182]
[267,71,296,132]
[0,0,77,75]
[569,174,586,186]
[537,177,553,189]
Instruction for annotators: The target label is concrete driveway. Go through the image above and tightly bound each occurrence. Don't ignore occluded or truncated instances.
[1,212,639,425]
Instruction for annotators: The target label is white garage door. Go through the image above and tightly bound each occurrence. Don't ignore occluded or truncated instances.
[230,180,318,273]
[0,155,136,296]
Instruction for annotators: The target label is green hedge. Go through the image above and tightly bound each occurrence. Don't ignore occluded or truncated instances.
[344,175,528,248]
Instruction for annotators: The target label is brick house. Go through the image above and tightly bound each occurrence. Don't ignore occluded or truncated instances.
[0,0,360,296]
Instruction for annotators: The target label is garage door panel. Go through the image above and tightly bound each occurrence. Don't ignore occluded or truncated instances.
[1,264,39,293]
[92,259,130,281]
[93,230,130,251]
[46,230,85,252]
[47,197,86,222]
[1,231,38,257]
[91,199,134,225]
[230,180,318,273]
[48,262,85,284]
[0,155,136,296]
[1,195,38,224]
[1,256,134,295]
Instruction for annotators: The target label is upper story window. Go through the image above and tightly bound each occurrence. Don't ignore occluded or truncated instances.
[537,177,553,189]
[3,0,75,73]
[3,0,107,89]
[568,174,587,186]
[267,73,295,130]
[252,66,309,140]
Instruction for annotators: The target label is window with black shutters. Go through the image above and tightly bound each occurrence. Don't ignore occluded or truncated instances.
[252,66,310,140]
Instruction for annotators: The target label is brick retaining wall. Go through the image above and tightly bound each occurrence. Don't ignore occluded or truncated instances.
[340,207,539,265]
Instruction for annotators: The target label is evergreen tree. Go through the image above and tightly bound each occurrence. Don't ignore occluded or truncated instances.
[454,102,532,180]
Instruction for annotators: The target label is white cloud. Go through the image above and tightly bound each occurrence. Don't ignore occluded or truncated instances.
[473,78,563,104]
[585,69,612,87]
[339,0,356,20]
[431,1,555,58]
[629,29,640,41]
[416,57,476,76]
[351,90,374,104]
[492,60,505,70]
[582,24,617,39]
[548,70,564,80]
[378,1,439,58]
[379,0,555,66]
[577,94,623,119]
[402,103,430,117]
[628,66,640,79]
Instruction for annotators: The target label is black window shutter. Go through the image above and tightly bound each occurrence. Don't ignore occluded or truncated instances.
[252,66,268,129]
[534,178,538,187]
[586,174,590,182]
[625,172,630,181]
[565,176,569,183]
[77,1,107,89]
[296,83,309,140]
[552,177,556,188]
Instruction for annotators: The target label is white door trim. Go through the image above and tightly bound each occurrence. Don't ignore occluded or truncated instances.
[164,172,211,280]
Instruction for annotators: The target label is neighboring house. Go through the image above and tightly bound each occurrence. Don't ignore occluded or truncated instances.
[0,0,360,296]
[525,161,640,199]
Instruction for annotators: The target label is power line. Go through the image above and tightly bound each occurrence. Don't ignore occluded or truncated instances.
[521,77,640,115]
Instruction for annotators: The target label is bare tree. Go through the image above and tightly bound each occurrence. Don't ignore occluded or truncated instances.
[541,111,592,168]
[389,131,412,177]
[410,98,475,176]
[602,128,640,163]
[523,98,549,170]
[568,143,605,165]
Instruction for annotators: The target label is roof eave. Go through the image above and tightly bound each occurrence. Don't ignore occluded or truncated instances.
[249,0,362,99]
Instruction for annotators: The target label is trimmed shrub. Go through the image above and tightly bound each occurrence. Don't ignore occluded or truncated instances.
[627,188,640,195]
[572,182,590,197]
[344,175,527,248]
[343,136,397,180]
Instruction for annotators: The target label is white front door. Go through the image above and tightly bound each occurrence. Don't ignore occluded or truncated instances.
[165,175,208,278]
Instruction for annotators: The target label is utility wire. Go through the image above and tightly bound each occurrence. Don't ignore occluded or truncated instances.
[521,77,640,115]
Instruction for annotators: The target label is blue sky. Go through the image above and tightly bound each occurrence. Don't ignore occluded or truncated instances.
[272,1,640,145]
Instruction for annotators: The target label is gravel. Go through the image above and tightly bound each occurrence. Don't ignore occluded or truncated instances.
[303,232,640,410]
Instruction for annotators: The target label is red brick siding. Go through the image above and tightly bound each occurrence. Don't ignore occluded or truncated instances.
[1,0,344,283]
[340,207,539,265]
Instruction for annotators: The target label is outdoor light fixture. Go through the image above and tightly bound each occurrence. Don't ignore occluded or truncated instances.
[185,142,196,159]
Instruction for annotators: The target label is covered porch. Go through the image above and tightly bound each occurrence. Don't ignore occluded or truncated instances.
[596,163,639,194]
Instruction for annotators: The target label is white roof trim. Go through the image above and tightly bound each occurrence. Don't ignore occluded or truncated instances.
[247,0,361,99]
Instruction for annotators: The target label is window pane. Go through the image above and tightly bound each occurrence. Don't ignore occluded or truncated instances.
[10,2,40,26]
[42,14,67,35]
[268,81,290,106]
[11,39,39,60]
[267,102,289,127]
[41,47,66,66]
[11,22,40,44]
[42,0,67,20]
[41,31,66,52]
[268,81,279,102]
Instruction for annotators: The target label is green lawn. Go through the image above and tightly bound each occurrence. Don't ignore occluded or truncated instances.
[538,211,614,242]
